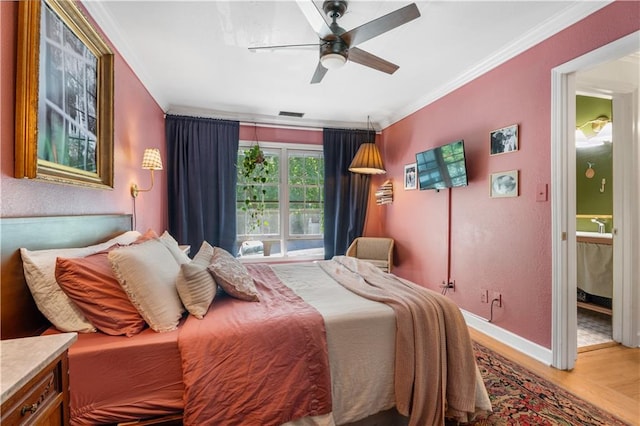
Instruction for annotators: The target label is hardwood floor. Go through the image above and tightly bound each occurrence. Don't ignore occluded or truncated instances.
[469,328,640,425]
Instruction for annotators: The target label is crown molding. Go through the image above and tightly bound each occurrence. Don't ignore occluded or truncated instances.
[83,1,612,131]
[379,1,613,129]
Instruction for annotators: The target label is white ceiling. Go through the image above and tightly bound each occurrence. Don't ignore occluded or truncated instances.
[83,1,612,130]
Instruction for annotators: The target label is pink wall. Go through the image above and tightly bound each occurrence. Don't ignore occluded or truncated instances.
[239,124,322,145]
[370,1,639,347]
[1,1,166,234]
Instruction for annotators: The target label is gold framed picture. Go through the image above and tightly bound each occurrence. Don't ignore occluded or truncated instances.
[15,0,115,189]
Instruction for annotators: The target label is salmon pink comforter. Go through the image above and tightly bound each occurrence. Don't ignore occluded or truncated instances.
[178,264,332,426]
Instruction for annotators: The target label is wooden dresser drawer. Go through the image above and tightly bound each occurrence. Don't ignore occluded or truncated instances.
[1,351,69,426]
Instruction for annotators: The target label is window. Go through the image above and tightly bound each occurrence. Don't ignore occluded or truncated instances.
[236,141,324,259]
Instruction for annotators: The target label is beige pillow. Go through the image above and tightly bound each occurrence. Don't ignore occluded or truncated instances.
[20,230,142,332]
[208,247,259,302]
[176,241,217,319]
[109,239,185,332]
[159,231,191,265]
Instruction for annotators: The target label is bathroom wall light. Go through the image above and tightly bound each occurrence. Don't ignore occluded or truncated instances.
[589,116,609,133]
[590,122,612,144]
[576,115,612,147]
[131,148,163,198]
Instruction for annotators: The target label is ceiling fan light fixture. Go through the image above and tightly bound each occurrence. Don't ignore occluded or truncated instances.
[320,52,347,69]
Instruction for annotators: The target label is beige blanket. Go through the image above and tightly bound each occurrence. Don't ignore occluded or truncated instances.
[318,256,489,425]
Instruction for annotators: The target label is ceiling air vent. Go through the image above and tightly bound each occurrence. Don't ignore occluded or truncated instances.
[278,111,305,118]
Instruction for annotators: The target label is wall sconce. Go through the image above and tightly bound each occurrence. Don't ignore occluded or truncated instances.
[131,148,163,198]
[348,117,386,174]
[585,115,610,133]
[576,115,612,147]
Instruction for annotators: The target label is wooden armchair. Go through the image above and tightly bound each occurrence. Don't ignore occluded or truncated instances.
[346,237,394,272]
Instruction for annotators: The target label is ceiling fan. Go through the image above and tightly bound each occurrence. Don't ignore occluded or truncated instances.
[248,1,421,84]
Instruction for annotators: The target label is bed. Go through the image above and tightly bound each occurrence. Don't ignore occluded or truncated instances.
[0,214,491,426]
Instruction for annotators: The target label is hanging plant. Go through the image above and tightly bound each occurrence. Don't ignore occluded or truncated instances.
[239,144,270,234]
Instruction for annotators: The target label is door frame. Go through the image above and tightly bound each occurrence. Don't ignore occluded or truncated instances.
[551,31,639,369]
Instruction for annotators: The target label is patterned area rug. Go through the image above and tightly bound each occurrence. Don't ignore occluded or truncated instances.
[458,342,630,425]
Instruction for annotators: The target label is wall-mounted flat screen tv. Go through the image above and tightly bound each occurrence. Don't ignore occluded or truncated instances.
[415,140,468,191]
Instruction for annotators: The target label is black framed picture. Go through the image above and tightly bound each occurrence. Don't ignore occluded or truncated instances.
[490,124,519,155]
[404,163,417,190]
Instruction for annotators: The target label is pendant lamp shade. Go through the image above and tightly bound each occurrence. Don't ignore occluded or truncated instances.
[349,143,386,174]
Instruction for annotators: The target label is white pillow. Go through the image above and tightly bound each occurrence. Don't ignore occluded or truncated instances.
[159,231,192,265]
[109,239,185,332]
[20,230,142,333]
[176,241,217,319]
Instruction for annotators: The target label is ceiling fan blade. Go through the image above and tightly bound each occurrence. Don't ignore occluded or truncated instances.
[310,62,328,84]
[248,43,319,52]
[295,0,332,38]
[342,3,420,47]
[348,47,399,74]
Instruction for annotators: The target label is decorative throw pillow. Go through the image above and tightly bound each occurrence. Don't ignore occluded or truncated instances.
[208,247,260,302]
[159,231,191,265]
[109,239,185,332]
[55,246,146,336]
[20,230,142,333]
[176,241,217,319]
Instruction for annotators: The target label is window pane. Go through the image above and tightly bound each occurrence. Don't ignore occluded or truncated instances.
[290,186,304,202]
[237,148,279,238]
[288,150,323,237]
[237,144,323,259]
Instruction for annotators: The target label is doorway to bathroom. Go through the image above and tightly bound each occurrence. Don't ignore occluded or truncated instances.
[550,31,639,370]
[575,94,614,351]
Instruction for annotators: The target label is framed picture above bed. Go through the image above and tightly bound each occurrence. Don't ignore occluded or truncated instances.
[14,0,115,189]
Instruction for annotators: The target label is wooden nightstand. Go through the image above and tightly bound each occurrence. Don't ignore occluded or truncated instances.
[1,333,77,425]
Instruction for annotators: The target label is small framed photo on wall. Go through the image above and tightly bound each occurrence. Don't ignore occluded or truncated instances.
[404,163,417,190]
[490,124,518,155]
[490,170,519,198]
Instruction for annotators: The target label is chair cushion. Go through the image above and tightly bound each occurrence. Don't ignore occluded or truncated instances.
[355,238,391,260]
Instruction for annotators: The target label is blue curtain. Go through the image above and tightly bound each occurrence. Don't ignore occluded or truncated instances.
[166,115,239,253]
[323,128,372,259]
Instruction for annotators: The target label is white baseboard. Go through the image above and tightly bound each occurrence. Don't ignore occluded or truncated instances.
[462,309,553,366]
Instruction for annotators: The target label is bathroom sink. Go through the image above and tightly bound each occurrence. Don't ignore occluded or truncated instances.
[577,231,613,240]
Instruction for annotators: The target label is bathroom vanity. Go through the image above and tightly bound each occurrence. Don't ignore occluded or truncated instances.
[576,231,613,315]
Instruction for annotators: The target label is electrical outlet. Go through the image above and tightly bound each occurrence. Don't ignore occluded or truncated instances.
[493,291,502,307]
[480,289,488,303]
